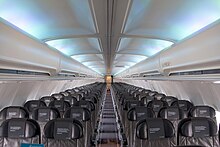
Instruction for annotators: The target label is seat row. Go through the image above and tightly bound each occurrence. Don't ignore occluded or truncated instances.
[0,117,85,147]
[0,82,106,147]
[112,82,219,147]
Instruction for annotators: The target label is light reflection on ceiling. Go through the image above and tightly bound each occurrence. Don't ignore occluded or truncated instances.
[1,0,220,75]
[46,38,101,56]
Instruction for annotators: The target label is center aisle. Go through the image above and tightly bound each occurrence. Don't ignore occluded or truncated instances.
[96,88,122,147]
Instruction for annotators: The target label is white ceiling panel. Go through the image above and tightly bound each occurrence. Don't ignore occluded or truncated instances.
[117,38,173,56]
[1,0,220,75]
[46,38,101,56]
[0,0,96,40]
[71,54,103,62]
[124,0,220,41]
[115,54,147,63]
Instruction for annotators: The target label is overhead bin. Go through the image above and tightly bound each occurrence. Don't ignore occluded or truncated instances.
[0,20,98,78]
[117,21,220,79]
[160,21,220,76]
[120,55,160,78]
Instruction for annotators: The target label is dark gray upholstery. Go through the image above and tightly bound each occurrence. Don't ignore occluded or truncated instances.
[136,118,176,147]
[127,106,155,147]
[189,106,216,120]
[51,93,63,100]
[82,96,99,119]
[43,118,84,147]
[140,96,155,106]
[61,96,77,106]
[40,96,56,106]
[178,117,219,147]
[147,100,168,116]
[64,107,91,147]
[122,100,140,128]
[158,106,187,138]
[60,92,69,97]
[148,91,158,97]
[0,106,29,124]
[0,118,40,146]
[24,100,46,113]
[161,96,178,106]
[31,107,60,139]
[49,100,71,117]
[171,100,193,112]
[154,93,166,99]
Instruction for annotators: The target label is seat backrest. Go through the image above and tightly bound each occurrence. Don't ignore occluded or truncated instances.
[82,96,98,104]
[65,89,75,95]
[178,117,219,147]
[147,100,168,116]
[64,107,91,147]
[158,106,187,135]
[123,100,140,111]
[74,100,94,111]
[43,118,83,147]
[140,96,154,106]
[154,93,166,99]
[158,106,186,120]
[31,107,60,122]
[40,96,56,106]
[127,106,155,121]
[148,91,158,97]
[161,96,178,106]
[136,118,176,147]
[189,106,216,119]
[0,106,29,123]
[51,93,63,99]
[60,92,69,97]
[61,96,77,106]
[49,100,71,116]
[0,118,40,146]
[24,100,47,113]
[171,100,193,112]
[64,107,91,122]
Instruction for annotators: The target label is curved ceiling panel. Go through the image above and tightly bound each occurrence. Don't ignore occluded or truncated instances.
[124,0,220,41]
[113,54,147,75]
[0,0,96,40]
[115,54,147,63]
[71,54,103,62]
[46,38,102,56]
[117,38,173,56]
[1,0,220,75]
[71,54,105,75]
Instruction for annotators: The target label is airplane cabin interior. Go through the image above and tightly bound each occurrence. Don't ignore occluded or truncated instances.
[0,0,220,147]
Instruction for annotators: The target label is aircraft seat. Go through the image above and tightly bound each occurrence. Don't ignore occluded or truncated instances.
[0,106,29,124]
[31,107,60,134]
[147,100,168,116]
[161,96,178,106]
[136,118,176,147]
[140,96,155,106]
[49,100,71,117]
[40,96,56,106]
[64,107,92,147]
[0,118,40,146]
[158,106,187,136]
[60,96,77,106]
[127,106,155,147]
[178,117,219,147]
[24,100,47,113]
[189,105,216,120]
[43,118,84,147]
[171,100,194,112]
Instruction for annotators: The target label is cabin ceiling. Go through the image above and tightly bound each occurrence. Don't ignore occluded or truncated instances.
[0,0,220,76]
